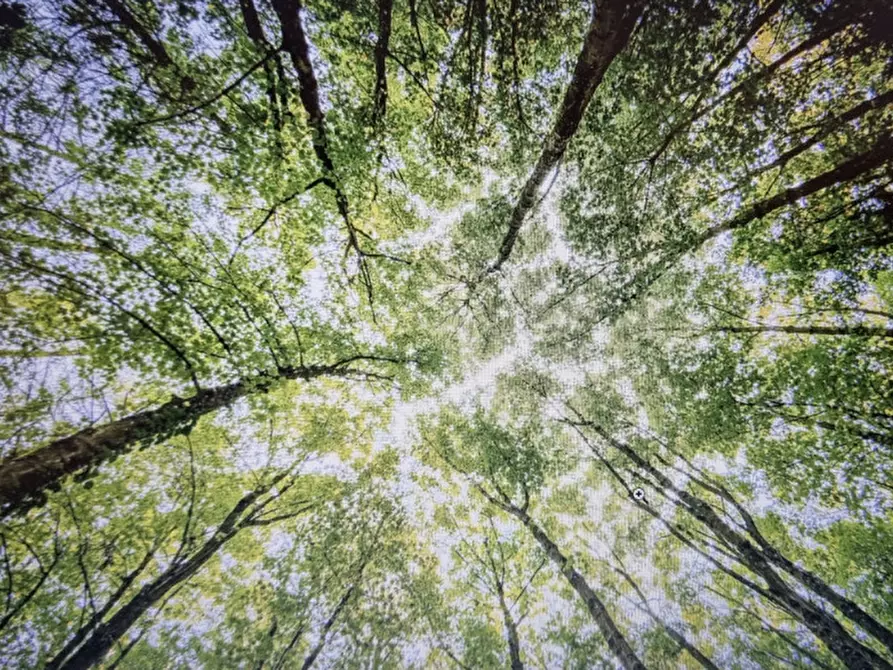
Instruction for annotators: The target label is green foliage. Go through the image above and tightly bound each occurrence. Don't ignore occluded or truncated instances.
[1,0,892,668]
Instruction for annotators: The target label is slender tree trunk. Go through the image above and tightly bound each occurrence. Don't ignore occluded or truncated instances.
[498,592,524,670]
[612,563,719,670]
[606,134,893,323]
[580,421,893,670]
[45,549,155,670]
[751,89,893,178]
[55,478,290,670]
[239,0,282,130]
[299,584,355,670]
[712,324,893,338]
[486,0,644,275]
[101,0,173,68]
[484,496,645,670]
[372,0,393,125]
[646,0,785,165]
[699,135,892,245]
[0,357,394,515]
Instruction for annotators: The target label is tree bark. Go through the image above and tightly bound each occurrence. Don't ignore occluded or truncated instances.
[612,563,720,670]
[45,549,155,670]
[603,134,893,324]
[101,0,173,69]
[712,324,893,339]
[372,0,393,125]
[56,477,294,670]
[699,135,893,245]
[486,0,644,275]
[475,487,645,670]
[239,0,282,130]
[497,588,524,670]
[299,584,355,670]
[0,356,398,515]
[579,420,893,670]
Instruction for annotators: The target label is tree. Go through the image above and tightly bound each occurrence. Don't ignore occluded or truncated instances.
[2,0,893,667]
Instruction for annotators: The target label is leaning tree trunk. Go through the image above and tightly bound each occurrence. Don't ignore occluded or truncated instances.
[486,0,645,275]
[0,357,389,516]
[54,477,293,669]
[581,421,893,670]
[474,484,646,670]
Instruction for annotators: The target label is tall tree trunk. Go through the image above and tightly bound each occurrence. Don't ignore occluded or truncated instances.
[604,134,893,323]
[299,584,355,670]
[55,477,295,670]
[239,0,282,131]
[712,324,893,338]
[576,419,893,670]
[497,588,524,670]
[0,356,396,515]
[486,0,644,275]
[699,135,892,245]
[473,484,645,670]
[270,0,375,301]
[372,0,393,126]
[611,562,720,670]
[45,549,155,670]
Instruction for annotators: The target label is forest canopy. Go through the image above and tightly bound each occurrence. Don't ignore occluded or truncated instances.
[1,0,892,667]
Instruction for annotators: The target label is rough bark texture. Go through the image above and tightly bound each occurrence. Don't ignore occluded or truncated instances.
[270,0,334,171]
[486,0,644,275]
[0,358,391,515]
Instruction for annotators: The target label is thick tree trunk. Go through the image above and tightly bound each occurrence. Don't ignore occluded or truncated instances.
[0,358,393,515]
[582,422,893,670]
[0,380,246,514]
[486,0,644,275]
[270,0,334,172]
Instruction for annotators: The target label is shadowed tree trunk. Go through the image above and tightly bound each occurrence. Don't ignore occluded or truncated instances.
[372,0,393,126]
[486,0,645,275]
[567,414,893,669]
[0,356,402,515]
[55,471,309,670]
